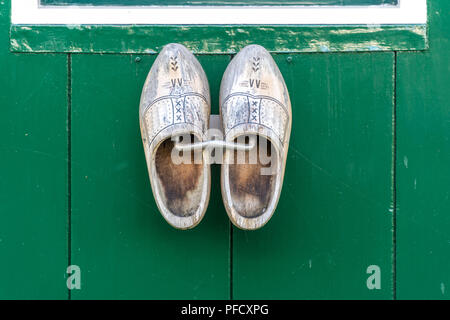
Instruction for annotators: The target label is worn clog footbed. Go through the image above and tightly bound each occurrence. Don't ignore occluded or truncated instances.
[140,43,211,230]
[220,45,292,230]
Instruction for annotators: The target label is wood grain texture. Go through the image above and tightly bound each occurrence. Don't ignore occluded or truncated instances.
[139,43,212,229]
[70,54,231,299]
[0,0,68,299]
[396,0,450,299]
[220,45,292,230]
[232,52,395,299]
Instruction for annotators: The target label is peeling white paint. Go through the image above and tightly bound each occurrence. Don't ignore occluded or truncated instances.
[10,38,20,50]
[329,27,384,35]
[308,39,332,52]
[411,25,428,37]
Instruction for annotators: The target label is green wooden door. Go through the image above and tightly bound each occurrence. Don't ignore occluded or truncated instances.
[1,0,449,299]
[70,54,231,299]
[233,52,394,299]
[396,0,450,300]
[0,2,68,299]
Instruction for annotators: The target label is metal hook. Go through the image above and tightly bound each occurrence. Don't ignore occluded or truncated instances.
[174,136,256,152]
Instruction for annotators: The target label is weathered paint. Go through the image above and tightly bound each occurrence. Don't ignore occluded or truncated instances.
[396,0,450,300]
[0,0,68,299]
[10,25,427,54]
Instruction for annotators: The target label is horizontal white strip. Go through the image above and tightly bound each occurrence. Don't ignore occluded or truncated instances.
[11,0,427,25]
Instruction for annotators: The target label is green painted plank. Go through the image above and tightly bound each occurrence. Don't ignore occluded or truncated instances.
[70,54,231,299]
[40,0,398,6]
[0,1,68,299]
[233,52,394,299]
[10,25,427,54]
[396,0,450,300]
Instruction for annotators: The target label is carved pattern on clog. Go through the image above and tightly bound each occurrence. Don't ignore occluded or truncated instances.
[252,56,260,72]
[143,93,208,146]
[221,93,289,145]
[169,56,179,71]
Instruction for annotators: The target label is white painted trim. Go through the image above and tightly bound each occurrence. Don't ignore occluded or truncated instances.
[11,0,427,25]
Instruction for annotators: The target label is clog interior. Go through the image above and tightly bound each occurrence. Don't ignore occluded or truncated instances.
[154,135,204,217]
[228,135,277,218]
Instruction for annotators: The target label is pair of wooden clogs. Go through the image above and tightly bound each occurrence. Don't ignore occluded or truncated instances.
[139,44,291,230]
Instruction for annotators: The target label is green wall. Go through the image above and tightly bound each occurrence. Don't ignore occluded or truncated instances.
[0,0,448,299]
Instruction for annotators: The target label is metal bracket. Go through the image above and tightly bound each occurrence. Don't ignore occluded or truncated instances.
[174,114,256,153]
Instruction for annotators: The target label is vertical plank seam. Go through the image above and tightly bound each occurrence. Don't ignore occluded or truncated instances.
[392,51,398,300]
[67,53,72,301]
[229,221,233,300]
